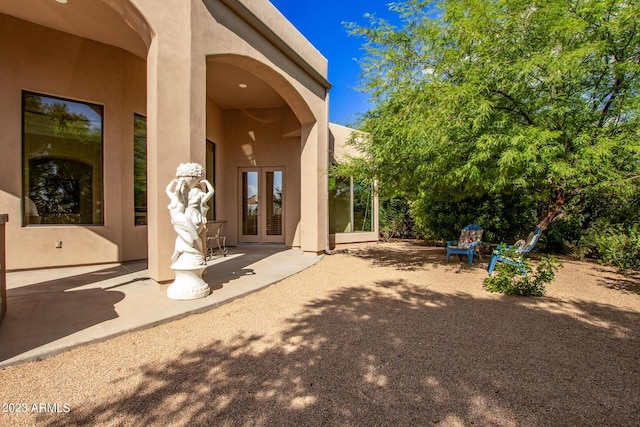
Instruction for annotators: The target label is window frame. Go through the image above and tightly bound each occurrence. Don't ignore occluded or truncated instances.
[329,172,374,234]
[22,91,105,226]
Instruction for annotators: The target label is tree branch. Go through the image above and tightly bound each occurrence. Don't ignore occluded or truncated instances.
[491,90,535,125]
[598,76,621,128]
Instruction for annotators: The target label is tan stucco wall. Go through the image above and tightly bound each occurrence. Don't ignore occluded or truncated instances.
[329,122,367,163]
[1,0,331,278]
[194,0,330,255]
[220,108,302,247]
[0,14,147,270]
[204,100,303,248]
[136,0,331,280]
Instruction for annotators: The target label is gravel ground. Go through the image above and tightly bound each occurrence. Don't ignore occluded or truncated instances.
[1,242,639,426]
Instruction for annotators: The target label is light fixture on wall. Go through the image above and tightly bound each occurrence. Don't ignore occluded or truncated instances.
[238,83,247,89]
[55,0,68,3]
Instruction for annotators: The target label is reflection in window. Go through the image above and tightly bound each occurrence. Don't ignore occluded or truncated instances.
[23,92,103,225]
[329,174,372,233]
[242,171,258,235]
[353,177,372,232]
[329,176,351,233]
[206,141,216,221]
[266,171,283,236]
[134,114,147,225]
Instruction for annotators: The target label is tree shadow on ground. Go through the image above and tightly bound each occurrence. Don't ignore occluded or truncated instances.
[598,271,640,295]
[0,262,147,362]
[41,277,640,426]
[348,244,487,273]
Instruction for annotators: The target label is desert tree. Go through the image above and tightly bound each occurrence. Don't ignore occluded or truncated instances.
[347,0,640,234]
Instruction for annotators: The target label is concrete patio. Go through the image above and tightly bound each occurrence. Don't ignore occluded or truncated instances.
[0,245,322,368]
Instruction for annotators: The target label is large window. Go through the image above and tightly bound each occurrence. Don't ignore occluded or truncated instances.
[329,174,373,234]
[133,114,147,225]
[23,92,104,225]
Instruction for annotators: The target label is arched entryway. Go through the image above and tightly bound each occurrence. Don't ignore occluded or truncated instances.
[205,54,316,249]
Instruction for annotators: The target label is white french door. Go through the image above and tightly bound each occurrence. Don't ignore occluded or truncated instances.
[239,167,284,243]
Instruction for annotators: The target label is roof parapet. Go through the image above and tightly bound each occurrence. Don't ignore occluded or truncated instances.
[219,0,331,90]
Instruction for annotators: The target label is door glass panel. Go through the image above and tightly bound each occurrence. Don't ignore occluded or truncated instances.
[242,171,258,235]
[266,171,283,236]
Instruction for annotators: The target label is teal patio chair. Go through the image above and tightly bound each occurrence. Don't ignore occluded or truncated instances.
[446,224,483,265]
[487,227,541,275]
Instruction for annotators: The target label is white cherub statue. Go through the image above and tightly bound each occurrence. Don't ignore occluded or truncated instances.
[166,163,214,266]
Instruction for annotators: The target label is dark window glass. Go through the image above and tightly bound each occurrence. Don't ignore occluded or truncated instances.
[329,176,352,233]
[266,171,283,235]
[242,171,258,235]
[329,173,373,233]
[134,114,147,225]
[206,141,216,221]
[23,92,103,225]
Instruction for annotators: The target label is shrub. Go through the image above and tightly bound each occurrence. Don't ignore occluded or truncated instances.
[594,225,640,274]
[409,193,539,246]
[379,197,418,240]
[484,249,562,297]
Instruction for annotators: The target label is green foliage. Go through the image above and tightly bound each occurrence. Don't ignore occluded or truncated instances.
[484,249,563,297]
[594,225,640,274]
[379,197,418,240]
[346,0,640,240]
[410,192,539,244]
[538,178,640,256]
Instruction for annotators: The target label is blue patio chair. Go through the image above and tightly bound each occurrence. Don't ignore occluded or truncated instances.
[487,227,541,275]
[446,224,483,265]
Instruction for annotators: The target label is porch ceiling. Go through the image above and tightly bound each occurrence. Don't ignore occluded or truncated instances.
[3,1,295,114]
[206,61,287,110]
[0,0,147,58]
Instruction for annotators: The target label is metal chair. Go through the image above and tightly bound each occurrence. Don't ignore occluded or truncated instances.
[205,220,228,260]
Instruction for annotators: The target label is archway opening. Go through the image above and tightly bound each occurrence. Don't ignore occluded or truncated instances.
[205,55,316,248]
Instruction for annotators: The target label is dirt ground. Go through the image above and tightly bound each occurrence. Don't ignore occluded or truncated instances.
[1,241,639,426]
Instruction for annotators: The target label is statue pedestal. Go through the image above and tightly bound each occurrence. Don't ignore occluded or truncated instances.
[167,266,209,300]
[167,258,210,300]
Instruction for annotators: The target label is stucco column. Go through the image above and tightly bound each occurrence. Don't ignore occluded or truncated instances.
[146,32,206,282]
[300,121,329,254]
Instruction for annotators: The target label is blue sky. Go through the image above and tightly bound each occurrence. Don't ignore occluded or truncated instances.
[269,1,401,126]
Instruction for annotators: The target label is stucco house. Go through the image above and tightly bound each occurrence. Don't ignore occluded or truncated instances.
[0,0,377,282]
